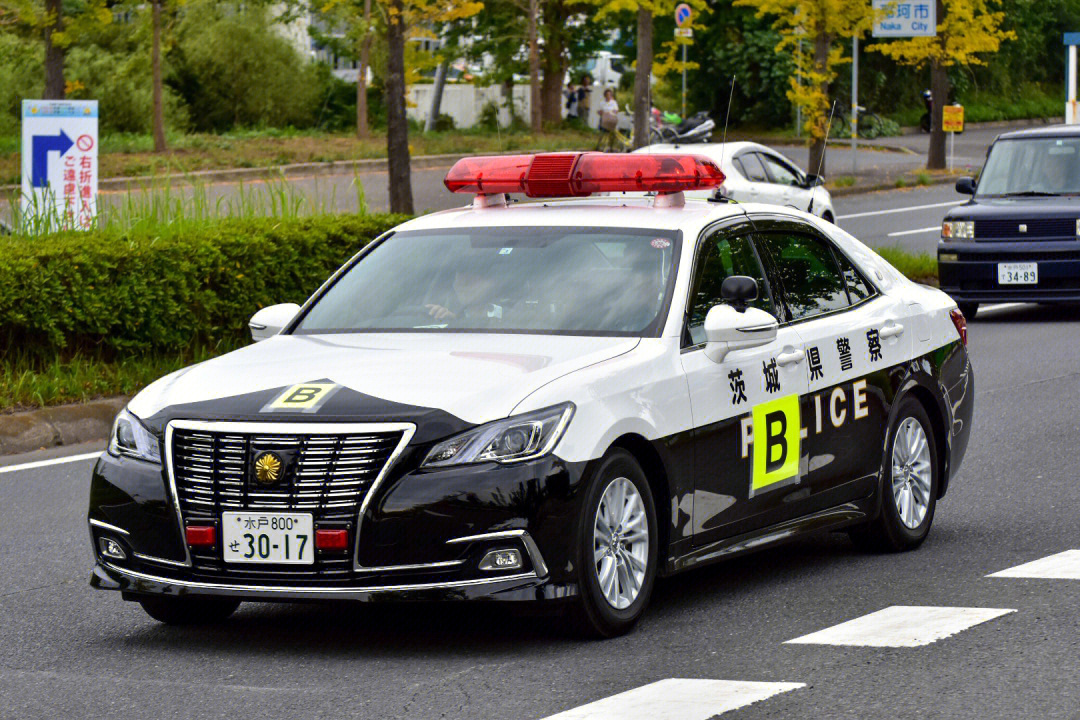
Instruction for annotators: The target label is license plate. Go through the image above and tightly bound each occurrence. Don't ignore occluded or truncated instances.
[998,262,1038,285]
[222,511,314,565]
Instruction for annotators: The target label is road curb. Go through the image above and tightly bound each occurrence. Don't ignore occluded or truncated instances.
[0,397,127,456]
[829,173,957,197]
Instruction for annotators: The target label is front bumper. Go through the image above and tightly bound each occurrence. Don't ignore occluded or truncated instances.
[938,240,1080,303]
[88,439,590,603]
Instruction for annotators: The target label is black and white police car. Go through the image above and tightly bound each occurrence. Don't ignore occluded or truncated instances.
[89,153,974,637]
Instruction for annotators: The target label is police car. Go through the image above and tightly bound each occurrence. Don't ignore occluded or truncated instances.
[89,153,974,637]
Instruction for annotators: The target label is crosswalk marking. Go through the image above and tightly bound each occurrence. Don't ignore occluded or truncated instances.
[540,679,805,720]
[987,549,1080,579]
[784,605,1016,648]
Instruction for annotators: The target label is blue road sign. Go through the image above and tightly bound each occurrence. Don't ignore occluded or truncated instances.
[31,130,74,188]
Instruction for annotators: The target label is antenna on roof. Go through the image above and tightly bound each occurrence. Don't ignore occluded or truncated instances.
[713,75,736,203]
[807,100,837,216]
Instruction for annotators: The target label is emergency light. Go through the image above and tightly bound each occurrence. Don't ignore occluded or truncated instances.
[443,152,725,198]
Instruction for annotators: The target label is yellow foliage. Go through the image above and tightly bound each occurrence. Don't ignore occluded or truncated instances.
[735,0,876,140]
[869,0,1015,68]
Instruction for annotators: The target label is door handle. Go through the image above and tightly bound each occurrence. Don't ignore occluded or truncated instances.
[777,349,805,366]
[879,323,905,339]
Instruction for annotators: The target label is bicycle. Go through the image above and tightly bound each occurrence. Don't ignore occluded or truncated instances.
[833,104,887,140]
[596,124,634,152]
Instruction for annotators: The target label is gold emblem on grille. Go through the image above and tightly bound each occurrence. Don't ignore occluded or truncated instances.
[253,452,283,485]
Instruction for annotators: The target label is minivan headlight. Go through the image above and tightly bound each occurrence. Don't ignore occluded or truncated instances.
[422,404,574,467]
[108,409,162,464]
[941,220,974,240]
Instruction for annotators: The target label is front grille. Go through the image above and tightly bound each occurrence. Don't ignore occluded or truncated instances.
[170,426,404,577]
[976,218,1076,239]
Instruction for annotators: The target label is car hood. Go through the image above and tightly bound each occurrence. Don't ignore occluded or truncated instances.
[129,333,640,443]
[947,196,1080,219]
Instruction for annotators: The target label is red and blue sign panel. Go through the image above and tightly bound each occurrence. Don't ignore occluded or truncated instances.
[675,3,692,27]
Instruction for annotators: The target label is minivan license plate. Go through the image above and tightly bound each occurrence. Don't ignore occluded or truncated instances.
[998,262,1037,285]
[222,511,314,564]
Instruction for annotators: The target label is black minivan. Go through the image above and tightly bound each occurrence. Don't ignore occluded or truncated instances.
[938,124,1080,319]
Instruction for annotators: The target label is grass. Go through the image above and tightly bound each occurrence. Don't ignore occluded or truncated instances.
[877,247,938,284]
[1,341,243,413]
[0,126,598,186]
[832,175,857,188]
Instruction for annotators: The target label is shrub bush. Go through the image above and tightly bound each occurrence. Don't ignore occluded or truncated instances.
[0,213,406,358]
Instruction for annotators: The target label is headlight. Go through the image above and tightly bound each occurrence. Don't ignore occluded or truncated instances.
[422,403,574,467]
[941,220,974,240]
[108,409,162,464]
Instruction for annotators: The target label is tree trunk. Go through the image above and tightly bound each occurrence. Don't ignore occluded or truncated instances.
[528,0,541,132]
[927,1,949,170]
[385,0,413,214]
[43,0,65,99]
[152,0,167,153]
[807,31,830,176]
[356,0,371,139]
[632,7,653,149]
[539,0,568,125]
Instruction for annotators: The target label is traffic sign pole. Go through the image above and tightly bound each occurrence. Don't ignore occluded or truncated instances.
[674,3,691,120]
[852,36,858,178]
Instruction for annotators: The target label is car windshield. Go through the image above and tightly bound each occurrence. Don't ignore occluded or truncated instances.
[293,227,680,336]
[977,137,1080,197]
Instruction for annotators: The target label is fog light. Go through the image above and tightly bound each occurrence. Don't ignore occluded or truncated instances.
[479,548,523,571]
[940,253,958,262]
[99,537,127,561]
[185,525,216,546]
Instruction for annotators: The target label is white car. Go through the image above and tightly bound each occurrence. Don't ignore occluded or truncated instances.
[90,152,972,638]
[632,142,836,222]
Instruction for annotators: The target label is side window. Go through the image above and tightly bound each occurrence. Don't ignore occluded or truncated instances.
[759,154,802,187]
[685,231,774,346]
[833,250,875,303]
[738,153,768,183]
[757,231,851,321]
[732,157,748,180]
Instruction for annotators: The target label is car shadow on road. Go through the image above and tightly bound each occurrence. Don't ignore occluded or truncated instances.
[102,530,918,656]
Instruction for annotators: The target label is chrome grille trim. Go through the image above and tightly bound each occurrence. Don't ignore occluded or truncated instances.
[165,420,416,569]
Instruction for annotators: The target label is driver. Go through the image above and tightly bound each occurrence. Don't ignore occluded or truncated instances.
[425,255,504,323]
[1034,153,1071,194]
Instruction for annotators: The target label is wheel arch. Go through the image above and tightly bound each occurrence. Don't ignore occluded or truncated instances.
[893,382,950,499]
[608,433,672,568]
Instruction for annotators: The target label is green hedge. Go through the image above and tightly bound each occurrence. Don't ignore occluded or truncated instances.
[0,213,407,357]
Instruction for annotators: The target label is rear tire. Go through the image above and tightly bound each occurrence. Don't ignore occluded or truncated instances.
[849,397,939,552]
[822,211,835,224]
[570,449,658,638]
[138,595,241,625]
[957,302,979,320]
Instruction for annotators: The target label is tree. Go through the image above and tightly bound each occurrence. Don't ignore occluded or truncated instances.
[735,0,873,175]
[0,0,112,100]
[870,0,1014,169]
[151,0,166,151]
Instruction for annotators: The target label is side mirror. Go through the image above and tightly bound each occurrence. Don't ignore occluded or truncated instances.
[249,303,300,342]
[703,304,778,363]
[955,176,976,195]
[804,174,825,188]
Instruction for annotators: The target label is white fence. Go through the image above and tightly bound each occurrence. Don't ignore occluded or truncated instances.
[406,84,605,129]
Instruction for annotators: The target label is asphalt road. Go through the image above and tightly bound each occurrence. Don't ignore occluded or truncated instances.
[3,286,1080,719]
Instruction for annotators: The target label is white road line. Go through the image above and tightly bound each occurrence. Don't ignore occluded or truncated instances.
[784,606,1016,648]
[887,225,941,237]
[541,679,805,720]
[988,550,1080,579]
[837,200,964,220]
[0,451,102,475]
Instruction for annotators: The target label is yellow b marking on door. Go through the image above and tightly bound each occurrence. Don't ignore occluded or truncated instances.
[751,394,801,495]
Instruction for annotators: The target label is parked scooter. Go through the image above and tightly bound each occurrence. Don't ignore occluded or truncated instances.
[650,109,715,144]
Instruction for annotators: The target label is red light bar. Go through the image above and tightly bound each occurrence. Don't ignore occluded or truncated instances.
[443,152,725,198]
[185,525,216,547]
[315,529,349,551]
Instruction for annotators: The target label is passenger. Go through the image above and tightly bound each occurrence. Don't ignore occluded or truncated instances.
[425,259,504,323]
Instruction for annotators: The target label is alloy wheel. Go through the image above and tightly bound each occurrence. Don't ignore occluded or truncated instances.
[593,476,650,610]
[891,417,933,530]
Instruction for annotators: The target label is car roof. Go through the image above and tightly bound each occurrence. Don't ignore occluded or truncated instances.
[393,196,743,234]
[997,124,1080,141]
[632,141,770,162]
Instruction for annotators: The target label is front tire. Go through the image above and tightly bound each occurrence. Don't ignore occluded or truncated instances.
[572,449,658,638]
[850,397,939,552]
[138,595,241,625]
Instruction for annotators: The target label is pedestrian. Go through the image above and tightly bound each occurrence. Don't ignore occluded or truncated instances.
[596,88,619,152]
[565,82,578,119]
[578,75,592,126]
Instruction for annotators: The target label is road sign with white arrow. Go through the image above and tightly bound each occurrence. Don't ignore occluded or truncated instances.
[21,100,98,231]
